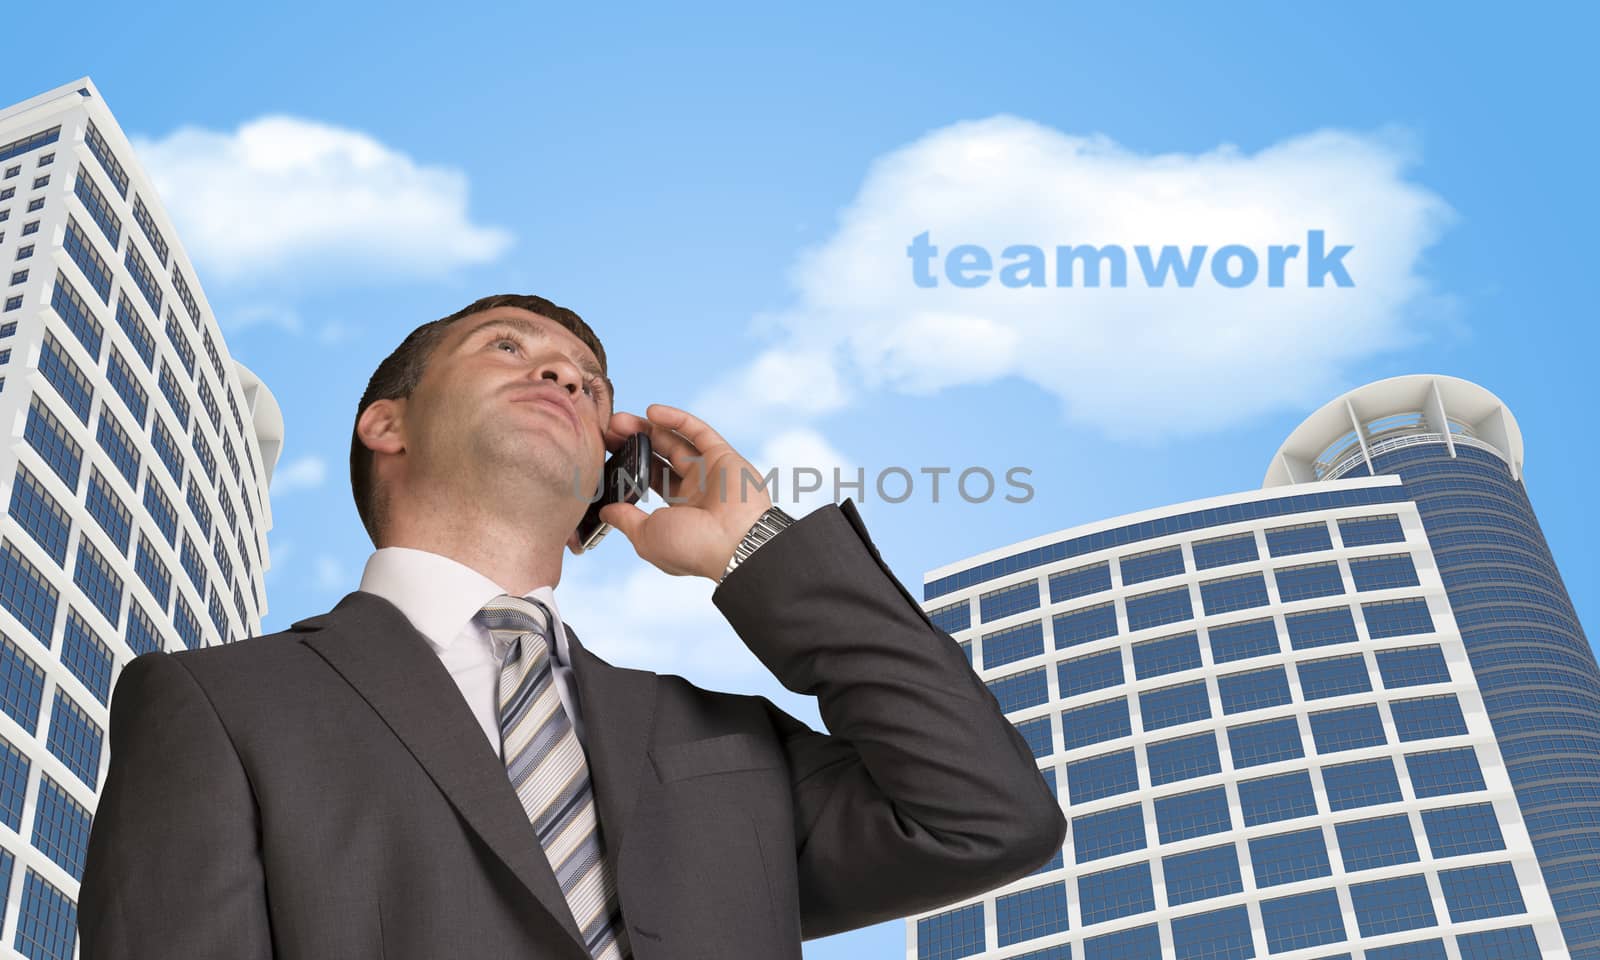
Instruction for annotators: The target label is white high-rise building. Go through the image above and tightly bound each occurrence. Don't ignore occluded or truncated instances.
[907,434,1573,960]
[0,78,282,958]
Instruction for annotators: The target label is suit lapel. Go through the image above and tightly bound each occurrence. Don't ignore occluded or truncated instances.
[294,591,655,959]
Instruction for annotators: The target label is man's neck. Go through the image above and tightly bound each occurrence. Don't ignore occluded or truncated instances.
[379,494,572,595]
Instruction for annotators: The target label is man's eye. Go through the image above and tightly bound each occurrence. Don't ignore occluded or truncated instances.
[495,339,518,353]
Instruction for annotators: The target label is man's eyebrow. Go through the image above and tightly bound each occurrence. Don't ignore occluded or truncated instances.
[465,316,607,381]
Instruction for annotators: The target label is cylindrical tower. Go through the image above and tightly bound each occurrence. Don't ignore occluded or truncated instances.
[1268,374,1600,960]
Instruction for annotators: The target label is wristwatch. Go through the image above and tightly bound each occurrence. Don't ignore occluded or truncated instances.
[719,506,797,583]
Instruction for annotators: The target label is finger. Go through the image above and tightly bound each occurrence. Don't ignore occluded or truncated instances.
[646,421,703,478]
[604,412,650,452]
[599,500,648,544]
[647,452,684,501]
[646,404,730,456]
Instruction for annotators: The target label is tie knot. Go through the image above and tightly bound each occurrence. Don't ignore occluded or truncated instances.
[476,594,555,646]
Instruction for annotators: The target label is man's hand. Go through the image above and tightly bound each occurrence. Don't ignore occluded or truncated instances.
[594,403,774,582]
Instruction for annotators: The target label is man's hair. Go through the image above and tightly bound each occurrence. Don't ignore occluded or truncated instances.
[349,293,610,545]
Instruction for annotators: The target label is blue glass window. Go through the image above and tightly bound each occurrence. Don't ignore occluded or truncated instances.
[995,882,1070,947]
[124,240,162,312]
[84,469,132,556]
[1154,786,1230,843]
[132,194,169,264]
[83,119,127,194]
[1349,873,1436,937]
[63,217,112,302]
[1259,888,1345,954]
[1162,844,1242,906]
[73,165,121,246]
[1285,606,1358,649]
[1140,680,1210,731]
[1191,532,1257,570]
[1296,654,1371,700]
[1199,573,1269,616]
[73,538,123,628]
[987,667,1049,714]
[8,465,71,565]
[928,600,970,636]
[1082,923,1161,960]
[96,407,140,485]
[181,529,207,593]
[1072,803,1145,863]
[1050,562,1111,602]
[915,902,984,960]
[1338,513,1405,547]
[1170,905,1252,960]
[1349,553,1420,592]
[1406,747,1486,798]
[1125,586,1193,631]
[1131,631,1202,679]
[1335,813,1419,872]
[1363,598,1434,639]
[1016,715,1054,759]
[0,540,58,644]
[1066,749,1138,805]
[15,868,77,960]
[158,359,190,428]
[31,774,91,880]
[191,423,217,486]
[165,309,196,375]
[1227,716,1303,768]
[1421,802,1504,858]
[1217,666,1291,714]
[1391,694,1468,742]
[0,734,30,830]
[1053,602,1117,649]
[133,533,172,611]
[1322,757,1403,811]
[1057,649,1123,700]
[1309,704,1386,753]
[144,475,178,545]
[61,609,113,705]
[38,333,92,423]
[126,601,163,657]
[46,688,101,789]
[1249,827,1331,887]
[1375,645,1450,688]
[1367,940,1445,960]
[984,620,1044,668]
[151,415,184,484]
[115,292,156,369]
[1456,926,1540,960]
[1077,861,1154,925]
[174,591,202,650]
[45,280,96,352]
[1146,731,1221,786]
[1061,698,1130,751]
[1238,770,1318,826]
[1120,545,1184,585]
[1274,561,1344,602]
[23,396,82,492]
[0,634,45,735]
[1266,521,1332,557]
[1207,617,1279,664]
[106,347,149,427]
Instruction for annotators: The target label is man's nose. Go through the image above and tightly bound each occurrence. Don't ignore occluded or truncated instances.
[536,361,581,396]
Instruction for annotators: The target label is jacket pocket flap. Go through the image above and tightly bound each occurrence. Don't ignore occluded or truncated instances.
[650,732,781,783]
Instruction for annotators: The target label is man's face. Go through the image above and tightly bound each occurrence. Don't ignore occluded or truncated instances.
[399,306,614,507]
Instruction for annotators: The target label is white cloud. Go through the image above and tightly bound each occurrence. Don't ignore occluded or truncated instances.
[315,554,347,592]
[696,117,1456,438]
[271,454,327,494]
[131,116,514,286]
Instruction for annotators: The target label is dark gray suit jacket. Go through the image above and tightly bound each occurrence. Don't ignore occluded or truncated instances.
[78,498,1066,959]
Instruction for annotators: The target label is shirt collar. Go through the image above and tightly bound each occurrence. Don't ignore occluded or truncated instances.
[357,546,571,666]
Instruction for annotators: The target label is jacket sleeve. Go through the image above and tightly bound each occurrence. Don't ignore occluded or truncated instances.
[78,651,274,958]
[711,498,1067,940]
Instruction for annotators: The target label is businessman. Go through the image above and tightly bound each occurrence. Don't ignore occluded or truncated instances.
[78,293,1067,959]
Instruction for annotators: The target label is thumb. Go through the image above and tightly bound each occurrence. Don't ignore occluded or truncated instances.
[599,501,649,545]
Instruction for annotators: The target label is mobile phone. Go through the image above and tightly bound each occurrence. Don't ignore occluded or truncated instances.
[575,432,653,552]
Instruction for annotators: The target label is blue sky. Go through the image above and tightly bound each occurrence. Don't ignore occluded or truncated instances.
[10,3,1598,956]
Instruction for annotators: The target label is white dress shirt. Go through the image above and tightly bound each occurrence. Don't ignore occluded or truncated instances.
[357,546,585,756]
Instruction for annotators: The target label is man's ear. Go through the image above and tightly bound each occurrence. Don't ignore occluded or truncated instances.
[356,397,407,457]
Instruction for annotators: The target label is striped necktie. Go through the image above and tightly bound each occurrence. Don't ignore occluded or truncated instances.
[477,595,631,960]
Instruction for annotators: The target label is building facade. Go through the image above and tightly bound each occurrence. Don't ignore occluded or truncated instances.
[0,79,282,959]
[907,375,1590,960]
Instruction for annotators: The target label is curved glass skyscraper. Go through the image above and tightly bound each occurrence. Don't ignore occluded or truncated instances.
[905,375,1592,960]
[0,79,282,959]
[1269,375,1600,960]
